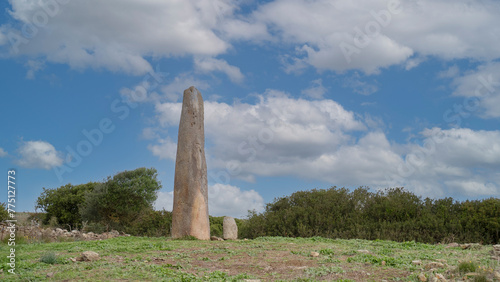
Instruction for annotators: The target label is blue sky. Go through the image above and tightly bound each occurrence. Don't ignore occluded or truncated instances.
[1,0,499,218]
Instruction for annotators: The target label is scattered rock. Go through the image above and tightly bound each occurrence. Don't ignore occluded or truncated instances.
[210,236,224,241]
[412,260,422,265]
[68,257,77,262]
[494,271,500,279]
[310,251,320,257]
[418,273,427,282]
[78,251,100,262]
[464,272,479,277]
[434,273,447,281]
[223,216,238,240]
[460,243,481,250]
[425,262,445,270]
[357,249,370,254]
[46,272,55,278]
[381,260,386,266]
[445,243,459,248]
[243,280,261,282]
[435,259,446,263]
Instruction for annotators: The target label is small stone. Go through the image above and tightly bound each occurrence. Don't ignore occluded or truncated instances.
[435,259,446,263]
[69,257,77,262]
[494,271,500,279]
[381,260,386,266]
[357,249,370,254]
[243,280,261,282]
[434,273,446,281]
[80,251,100,262]
[210,236,224,241]
[445,243,459,248]
[418,273,427,282]
[412,260,422,265]
[46,272,55,278]
[310,251,320,257]
[425,262,445,269]
[464,272,479,277]
[460,244,471,249]
[223,216,238,240]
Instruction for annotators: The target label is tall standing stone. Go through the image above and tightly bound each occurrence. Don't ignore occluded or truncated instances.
[171,86,210,240]
[223,216,238,240]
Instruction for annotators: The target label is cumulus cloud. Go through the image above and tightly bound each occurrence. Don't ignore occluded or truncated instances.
[2,0,230,75]
[148,138,177,161]
[450,62,500,118]
[342,72,378,95]
[153,184,265,218]
[16,140,64,169]
[4,0,500,75]
[438,65,460,79]
[194,57,244,83]
[233,0,500,73]
[301,79,327,99]
[0,148,7,157]
[25,59,45,79]
[161,73,210,102]
[151,90,500,199]
[387,127,500,198]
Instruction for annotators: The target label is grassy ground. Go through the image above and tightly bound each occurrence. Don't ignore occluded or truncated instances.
[1,235,498,281]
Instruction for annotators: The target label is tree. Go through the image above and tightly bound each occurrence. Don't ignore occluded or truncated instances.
[35,182,97,229]
[0,202,9,222]
[80,167,162,229]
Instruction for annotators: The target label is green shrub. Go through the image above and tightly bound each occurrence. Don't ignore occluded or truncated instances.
[242,187,500,244]
[458,261,477,273]
[126,209,172,237]
[40,252,58,264]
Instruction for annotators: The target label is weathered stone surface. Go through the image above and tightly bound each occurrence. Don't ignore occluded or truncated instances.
[418,273,427,282]
[424,262,445,270]
[78,251,100,262]
[445,242,459,248]
[210,236,224,241]
[412,260,422,265]
[171,86,210,240]
[310,251,319,257]
[223,216,238,240]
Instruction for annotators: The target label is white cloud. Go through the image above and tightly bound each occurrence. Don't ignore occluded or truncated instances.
[24,59,45,79]
[438,65,460,79]
[154,184,265,218]
[342,72,378,95]
[450,62,500,118]
[208,184,265,217]
[16,140,63,169]
[161,73,210,102]
[194,57,244,83]
[0,148,7,157]
[154,191,174,211]
[3,0,230,75]
[404,56,426,70]
[301,79,327,99]
[148,138,177,161]
[387,127,500,198]
[151,91,500,199]
[233,0,500,73]
[5,0,500,75]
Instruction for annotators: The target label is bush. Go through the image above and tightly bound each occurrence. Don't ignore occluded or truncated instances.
[40,252,58,264]
[242,186,500,244]
[126,209,172,237]
[80,167,162,231]
[458,261,477,273]
[0,202,9,222]
[36,182,97,229]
